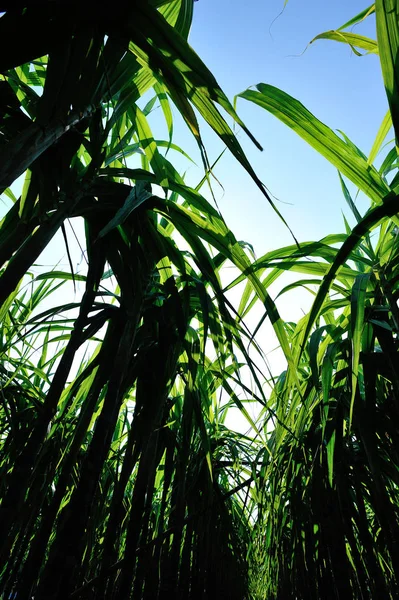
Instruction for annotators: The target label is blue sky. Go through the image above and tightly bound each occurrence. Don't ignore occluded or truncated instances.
[172,1,386,257]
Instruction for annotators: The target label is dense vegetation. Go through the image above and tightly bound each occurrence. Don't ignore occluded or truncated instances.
[0,1,399,599]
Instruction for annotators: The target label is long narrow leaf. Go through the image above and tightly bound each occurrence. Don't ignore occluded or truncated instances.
[238,84,390,204]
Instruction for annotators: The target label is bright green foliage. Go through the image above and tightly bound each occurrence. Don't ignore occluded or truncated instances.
[309,5,377,55]
[238,3,399,599]
[2,2,399,600]
[376,0,399,144]
[0,2,266,598]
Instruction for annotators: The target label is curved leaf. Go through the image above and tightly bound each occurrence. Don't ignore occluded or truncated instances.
[239,84,390,204]
[310,31,378,56]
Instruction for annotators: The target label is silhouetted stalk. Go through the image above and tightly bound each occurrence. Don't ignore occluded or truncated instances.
[0,247,106,564]
[15,319,121,600]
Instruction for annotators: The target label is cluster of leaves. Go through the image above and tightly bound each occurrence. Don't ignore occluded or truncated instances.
[2,1,399,599]
[236,2,399,598]
[0,1,271,599]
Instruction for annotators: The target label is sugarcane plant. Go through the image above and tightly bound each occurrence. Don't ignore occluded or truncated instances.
[235,2,399,598]
[0,1,280,599]
[2,1,399,599]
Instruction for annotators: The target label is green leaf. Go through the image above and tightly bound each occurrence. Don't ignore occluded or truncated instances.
[98,182,153,239]
[368,109,392,164]
[297,192,399,365]
[129,104,169,186]
[154,81,174,148]
[379,146,398,176]
[2,187,18,204]
[338,172,362,223]
[310,31,378,56]
[125,4,299,233]
[35,271,87,282]
[19,168,35,221]
[326,429,336,488]
[349,273,371,428]
[309,327,328,388]
[159,0,194,39]
[337,4,376,30]
[376,0,399,144]
[321,341,340,419]
[105,140,194,167]
[239,84,390,204]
